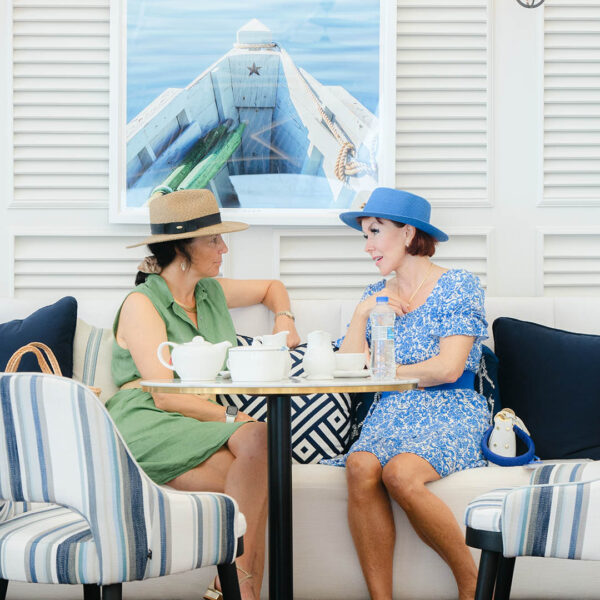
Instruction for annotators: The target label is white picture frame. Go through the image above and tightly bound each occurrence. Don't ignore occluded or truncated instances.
[109,0,397,225]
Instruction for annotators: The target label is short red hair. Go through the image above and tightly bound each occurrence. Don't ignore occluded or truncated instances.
[358,217,437,257]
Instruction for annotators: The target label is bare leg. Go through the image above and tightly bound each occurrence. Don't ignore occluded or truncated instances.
[346,452,395,600]
[167,422,268,600]
[382,453,477,600]
[225,422,268,599]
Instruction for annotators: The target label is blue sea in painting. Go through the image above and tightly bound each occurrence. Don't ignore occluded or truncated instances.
[127,0,380,122]
[126,0,380,210]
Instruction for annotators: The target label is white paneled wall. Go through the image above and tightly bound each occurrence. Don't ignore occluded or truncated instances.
[12,233,144,293]
[1,0,600,313]
[277,228,489,299]
[543,1,600,205]
[540,230,600,295]
[11,0,110,208]
[395,0,490,205]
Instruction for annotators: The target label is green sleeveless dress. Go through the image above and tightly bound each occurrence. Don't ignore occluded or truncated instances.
[106,274,246,485]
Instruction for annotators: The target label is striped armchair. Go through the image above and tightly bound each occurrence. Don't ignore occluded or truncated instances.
[465,462,600,600]
[0,373,245,600]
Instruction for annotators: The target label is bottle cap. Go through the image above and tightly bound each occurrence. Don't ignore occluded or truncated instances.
[376,296,389,303]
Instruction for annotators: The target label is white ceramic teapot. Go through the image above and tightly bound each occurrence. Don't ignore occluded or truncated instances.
[302,330,335,379]
[157,336,232,381]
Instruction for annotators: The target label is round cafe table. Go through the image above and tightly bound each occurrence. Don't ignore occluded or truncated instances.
[141,376,418,600]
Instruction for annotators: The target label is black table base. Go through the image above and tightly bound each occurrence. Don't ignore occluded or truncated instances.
[267,394,293,600]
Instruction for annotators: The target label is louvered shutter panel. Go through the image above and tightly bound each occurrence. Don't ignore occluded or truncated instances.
[12,0,110,207]
[277,230,488,299]
[395,0,489,205]
[543,231,600,294]
[543,1,600,205]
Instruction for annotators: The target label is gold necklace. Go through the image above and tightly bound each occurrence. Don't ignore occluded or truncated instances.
[407,262,434,307]
[174,298,196,312]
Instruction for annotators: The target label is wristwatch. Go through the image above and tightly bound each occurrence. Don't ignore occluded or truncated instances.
[225,405,238,424]
[275,310,295,321]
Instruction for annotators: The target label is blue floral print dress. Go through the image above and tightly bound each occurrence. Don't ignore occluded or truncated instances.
[323,269,490,477]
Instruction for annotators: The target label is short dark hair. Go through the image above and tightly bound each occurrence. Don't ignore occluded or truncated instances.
[358,217,437,257]
[135,239,194,285]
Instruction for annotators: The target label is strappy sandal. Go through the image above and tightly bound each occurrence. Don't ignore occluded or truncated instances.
[236,566,253,586]
[203,566,254,600]
[203,581,222,600]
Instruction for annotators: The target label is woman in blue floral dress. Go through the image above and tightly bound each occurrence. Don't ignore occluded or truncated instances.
[329,187,490,600]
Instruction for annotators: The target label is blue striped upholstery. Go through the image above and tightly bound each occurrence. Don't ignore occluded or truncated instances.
[529,461,600,486]
[0,505,99,584]
[501,479,598,559]
[0,501,46,521]
[465,461,600,560]
[464,488,513,533]
[81,324,104,386]
[0,373,244,586]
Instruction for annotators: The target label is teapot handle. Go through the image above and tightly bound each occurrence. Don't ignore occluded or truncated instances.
[157,341,177,371]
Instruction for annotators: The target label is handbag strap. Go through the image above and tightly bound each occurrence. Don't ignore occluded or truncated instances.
[481,424,537,466]
[5,342,63,376]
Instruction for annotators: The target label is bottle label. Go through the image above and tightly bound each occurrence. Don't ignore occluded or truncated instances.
[372,325,393,341]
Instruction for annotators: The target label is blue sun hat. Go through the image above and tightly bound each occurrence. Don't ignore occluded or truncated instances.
[340,188,448,242]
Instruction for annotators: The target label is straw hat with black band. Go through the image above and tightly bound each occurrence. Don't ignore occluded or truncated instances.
[127,189,248,249]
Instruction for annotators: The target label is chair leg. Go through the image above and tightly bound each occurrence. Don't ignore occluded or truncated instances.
[474,549,500,600]
[217,562,241,600]
[495,556,516,600]
[83,584,101,600]
[101,583,122,600]
[0,579,7,600]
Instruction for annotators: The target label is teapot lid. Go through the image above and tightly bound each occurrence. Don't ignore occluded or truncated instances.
[184,335,208,346]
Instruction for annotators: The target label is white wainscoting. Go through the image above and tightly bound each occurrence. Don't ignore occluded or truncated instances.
[1,0,600,308]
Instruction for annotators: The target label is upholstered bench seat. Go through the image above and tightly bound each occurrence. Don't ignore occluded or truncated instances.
[0,504,99,584]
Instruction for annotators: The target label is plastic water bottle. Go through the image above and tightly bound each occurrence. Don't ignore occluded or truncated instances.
[370,297,396,380]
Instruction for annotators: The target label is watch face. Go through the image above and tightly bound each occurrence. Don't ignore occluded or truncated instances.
[226,406,238,416]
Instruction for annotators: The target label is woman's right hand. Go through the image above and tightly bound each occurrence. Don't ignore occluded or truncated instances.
[355,290,409,319]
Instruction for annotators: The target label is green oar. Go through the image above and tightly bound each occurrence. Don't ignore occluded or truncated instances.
[150,120,231,197]
[177,122,246,190]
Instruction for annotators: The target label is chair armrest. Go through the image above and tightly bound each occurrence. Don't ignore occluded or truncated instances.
[142,485,245,579]
[502,477,600,560]
[528,460,600,485]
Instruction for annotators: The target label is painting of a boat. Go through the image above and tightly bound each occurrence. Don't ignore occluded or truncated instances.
[126,19,379,210]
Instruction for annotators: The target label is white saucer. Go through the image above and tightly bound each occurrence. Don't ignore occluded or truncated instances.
[333,369,372,378]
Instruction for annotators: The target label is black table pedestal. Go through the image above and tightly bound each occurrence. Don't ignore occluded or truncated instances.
[267,394,293,600]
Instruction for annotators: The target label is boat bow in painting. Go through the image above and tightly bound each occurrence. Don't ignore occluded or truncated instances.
[125,18,379,213]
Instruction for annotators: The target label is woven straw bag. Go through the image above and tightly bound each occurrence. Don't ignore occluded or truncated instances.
[5,342,101,398]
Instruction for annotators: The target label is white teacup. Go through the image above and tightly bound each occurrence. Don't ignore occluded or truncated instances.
[227,346,290,382]
[334,352,367,372]
[252,331,289,347]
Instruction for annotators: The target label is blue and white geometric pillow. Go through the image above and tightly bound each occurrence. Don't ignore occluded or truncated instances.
[216,335,352,463]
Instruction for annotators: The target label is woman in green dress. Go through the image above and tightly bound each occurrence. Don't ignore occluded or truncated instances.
[107,189,300,600]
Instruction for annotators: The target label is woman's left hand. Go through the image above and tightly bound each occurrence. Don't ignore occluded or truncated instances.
[273,316,301,348]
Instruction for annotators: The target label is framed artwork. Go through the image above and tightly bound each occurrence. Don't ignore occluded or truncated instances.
[109,0,396,224]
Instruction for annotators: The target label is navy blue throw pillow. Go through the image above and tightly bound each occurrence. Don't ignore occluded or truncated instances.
[476,345,501,417]
[0,297,78,377]
[493,317,600,460]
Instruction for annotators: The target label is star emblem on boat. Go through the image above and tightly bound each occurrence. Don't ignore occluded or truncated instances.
[247,62,261,76]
